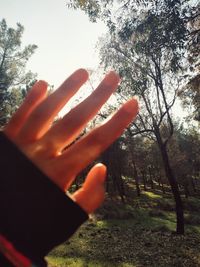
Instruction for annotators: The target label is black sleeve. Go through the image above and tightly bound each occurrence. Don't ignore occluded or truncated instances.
[0,132,88,266]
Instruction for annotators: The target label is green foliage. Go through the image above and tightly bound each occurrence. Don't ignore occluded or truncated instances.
[67,0,199,121]
[0,18,37,126]
[181,3,200,121]
[179,73,200,121]
[66,0,114,23]
[171,126,200,192]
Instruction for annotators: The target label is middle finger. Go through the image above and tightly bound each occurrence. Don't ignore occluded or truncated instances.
[41,71,120,154]
[53,98,138,189]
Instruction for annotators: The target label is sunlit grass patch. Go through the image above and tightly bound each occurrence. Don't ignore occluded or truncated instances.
[188,225,200,234]
[150,215,176,231]
[47,256,83,267]
[119,264,137,267]
[143,191,162,199]
[47,256,117,267]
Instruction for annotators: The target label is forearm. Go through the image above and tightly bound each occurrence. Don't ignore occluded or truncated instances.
[0,132,88,267]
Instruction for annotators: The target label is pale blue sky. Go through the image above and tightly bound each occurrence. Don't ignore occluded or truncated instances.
[0,0,189,119]
[1,0,107,87]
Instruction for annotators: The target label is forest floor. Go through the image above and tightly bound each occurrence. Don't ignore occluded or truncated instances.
[47,189,200,267]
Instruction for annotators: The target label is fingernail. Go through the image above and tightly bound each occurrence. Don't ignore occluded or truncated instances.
[74,68,89,80]
[36,80,48,87]
[96,163,107,183]
[123,98,139,113]
[104,71,121,85]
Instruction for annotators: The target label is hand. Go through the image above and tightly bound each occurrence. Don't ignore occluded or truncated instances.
[4,69,138,214]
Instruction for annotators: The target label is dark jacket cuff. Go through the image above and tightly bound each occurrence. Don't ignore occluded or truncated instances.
[0,132,88,265]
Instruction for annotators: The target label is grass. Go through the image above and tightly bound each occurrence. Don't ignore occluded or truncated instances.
[47,190,200,267]
[48,256,138,267]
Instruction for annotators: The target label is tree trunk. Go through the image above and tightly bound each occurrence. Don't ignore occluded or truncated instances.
[148,167,154,189]
[161,179,166,194]
[183,183,189,199]
[102,142,126,201]
[133,161,141,196]
[142,171,147,191]
[127,137,141,197]
[191,178,196,193]
[156,130,184,234]
[158,174,161,188]
[159,143,184,234]
[115,173,126,203]
[158,173,165,194]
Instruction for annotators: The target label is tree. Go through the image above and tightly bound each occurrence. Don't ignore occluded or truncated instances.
[0,19,37,126]
[99,10,186,233]
[67,0,200,118]
[102,139,127,201]
[179,3,200,121]
[67,0,200,234]
[174,126,200,195]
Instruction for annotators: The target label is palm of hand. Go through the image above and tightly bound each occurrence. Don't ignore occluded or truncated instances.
[4,69,138,214]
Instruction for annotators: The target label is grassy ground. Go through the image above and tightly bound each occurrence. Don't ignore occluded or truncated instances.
[47,190,200,267]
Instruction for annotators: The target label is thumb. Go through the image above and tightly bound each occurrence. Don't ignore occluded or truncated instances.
[72,163,106,214]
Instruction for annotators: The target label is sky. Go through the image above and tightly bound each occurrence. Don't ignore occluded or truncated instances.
[0,0,189,119]
[0,0,107,88]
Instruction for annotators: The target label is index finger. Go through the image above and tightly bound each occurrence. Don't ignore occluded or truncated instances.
[17,69,89,143]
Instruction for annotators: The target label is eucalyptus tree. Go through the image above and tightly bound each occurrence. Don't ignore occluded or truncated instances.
[179,3,200,121]
[67,0,199,119]
[0,19,37,125]
[174,126,200,194]
[98,10,186,234]
[67,0,200,234]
